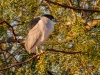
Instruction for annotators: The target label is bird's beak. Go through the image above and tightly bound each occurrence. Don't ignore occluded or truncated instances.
[52,19,58,23]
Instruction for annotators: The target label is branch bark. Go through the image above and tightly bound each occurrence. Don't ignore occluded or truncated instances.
[44,0,100,12]
[46,49,81,54]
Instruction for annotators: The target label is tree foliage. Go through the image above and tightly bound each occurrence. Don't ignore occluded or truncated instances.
[0,0,100,75]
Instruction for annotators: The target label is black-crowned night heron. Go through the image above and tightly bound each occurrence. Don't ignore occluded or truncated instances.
[25,14,57,54]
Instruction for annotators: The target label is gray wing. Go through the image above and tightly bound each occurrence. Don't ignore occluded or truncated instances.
[25,24,41,54]
[28,17,40,31]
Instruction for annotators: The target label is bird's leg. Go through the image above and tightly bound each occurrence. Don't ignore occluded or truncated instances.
[35,46,44,55]
[40,49,43,53]
[36,46,41,59]
[36,46,39,54]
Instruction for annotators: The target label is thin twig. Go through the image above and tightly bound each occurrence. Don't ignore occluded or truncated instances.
[0,38,24,43]
[0,47,18,62]
[32,0,43,17]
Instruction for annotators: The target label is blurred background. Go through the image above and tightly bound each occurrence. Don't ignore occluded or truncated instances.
[0,0,100,75]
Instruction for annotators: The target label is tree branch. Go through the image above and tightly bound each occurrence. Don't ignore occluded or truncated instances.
[44,0,100,12]
[0,51,45,71]
[0,20,20,43]
[46,49,81,54]
[0,49,81,71]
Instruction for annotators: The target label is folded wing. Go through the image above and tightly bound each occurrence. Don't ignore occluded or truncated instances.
[25,24,41,54]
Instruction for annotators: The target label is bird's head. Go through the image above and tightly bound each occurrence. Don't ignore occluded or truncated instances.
[42,14,57,24]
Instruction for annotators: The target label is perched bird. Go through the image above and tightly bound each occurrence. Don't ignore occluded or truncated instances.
[25,14,57,54]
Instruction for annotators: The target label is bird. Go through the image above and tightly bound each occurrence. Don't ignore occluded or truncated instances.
[25,14,57,54]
